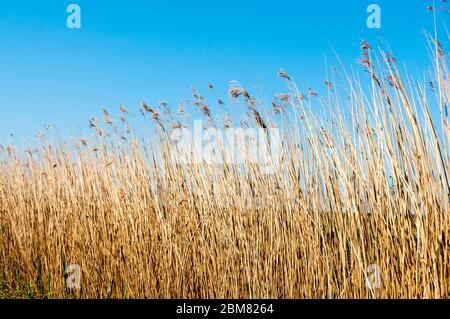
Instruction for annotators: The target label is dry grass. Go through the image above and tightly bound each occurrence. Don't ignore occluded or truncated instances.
[0,38,449,299]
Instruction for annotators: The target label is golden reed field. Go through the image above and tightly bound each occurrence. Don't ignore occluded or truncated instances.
[0,36,449,299]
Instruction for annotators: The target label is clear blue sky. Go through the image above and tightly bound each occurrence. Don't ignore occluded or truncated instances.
[0,0,447,142]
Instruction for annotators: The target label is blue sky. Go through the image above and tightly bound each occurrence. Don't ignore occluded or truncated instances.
[0,0,447,142]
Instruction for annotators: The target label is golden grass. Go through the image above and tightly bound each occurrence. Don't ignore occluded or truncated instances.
[0,38,449,299]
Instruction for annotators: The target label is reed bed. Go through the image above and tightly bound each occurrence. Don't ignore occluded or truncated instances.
[0,38,449,298]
